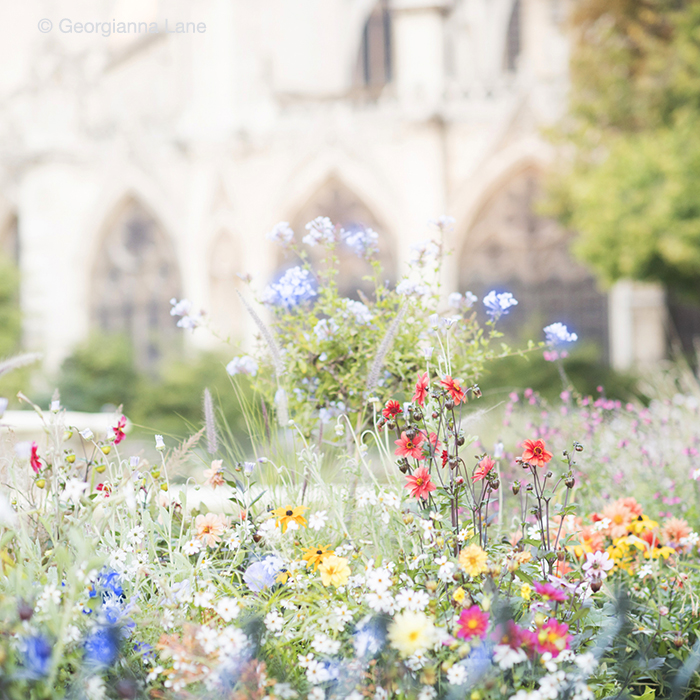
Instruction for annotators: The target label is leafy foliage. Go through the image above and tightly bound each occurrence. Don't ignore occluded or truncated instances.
[548,1,700,302]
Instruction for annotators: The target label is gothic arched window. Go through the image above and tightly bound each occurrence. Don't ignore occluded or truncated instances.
[91,197,182,369]
[457,168,609,358]
[504,0,522,73]
[357,0,393,95]
[209,231,242,340]
[286,177,396,300]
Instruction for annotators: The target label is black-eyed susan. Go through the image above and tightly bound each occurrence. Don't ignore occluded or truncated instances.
[302,546,334,571]
[271,505,308,533]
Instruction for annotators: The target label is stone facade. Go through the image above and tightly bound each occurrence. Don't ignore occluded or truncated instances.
[0,0,667,372]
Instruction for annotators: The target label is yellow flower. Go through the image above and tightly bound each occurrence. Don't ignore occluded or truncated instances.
[302,546,334,571]
[629,514,658,535]
[453,587,466,605]
[458,545,488,577]
[388,611,436,657]
[520,583,532,601]
[271,505,308,533]
[318,555,351,587]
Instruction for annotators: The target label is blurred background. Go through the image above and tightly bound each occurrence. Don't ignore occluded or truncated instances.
[0,0,699,435]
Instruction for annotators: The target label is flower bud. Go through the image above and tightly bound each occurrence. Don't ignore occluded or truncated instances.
[63,430,73,441]
[36,479,45,489]
[425,580,438,592]
[444,400,454,411]
[95,464,106,474]
[160,483,168,491]
[456,435,465,447]
[574,442,584,452]
[17,600,33,621]
[511,481,520,495]
[590,579,603,593]
[65,453,76,464]
[565,476,575,489]
[101,445,111,455]
[403,513,414,525]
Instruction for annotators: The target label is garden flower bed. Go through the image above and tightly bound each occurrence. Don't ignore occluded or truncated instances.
[2,218,700,699]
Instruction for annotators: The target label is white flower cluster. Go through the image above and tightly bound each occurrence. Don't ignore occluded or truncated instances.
[303,217,336,247]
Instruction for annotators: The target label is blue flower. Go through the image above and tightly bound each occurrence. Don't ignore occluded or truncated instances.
[21,635,52,678]
[90,568,123,600]
[243,558,281,592]
[262,267,317,309]
[341,226,379,259]
[84,626,121,667]
[543,322,578,347]
[134,641,155,663]
[483,290,518,320]
[302,217,336,247]
[353,618,385,658]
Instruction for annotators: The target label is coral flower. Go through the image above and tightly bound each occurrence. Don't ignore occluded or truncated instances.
[271,505,308,533]
[662,517,691,546]
[382,400,403,419]
[520,439,553,468]
[440,376,466,405]
[395,432,426,460]
[203,460,225,489]
[194,512,229,547]
[472,456,495,482]
[456,605,489,640]
[534,619,571,657]
[302,546,334,571]
[412,372,429,406]
[30,442,42,474]
[112,415,127,445]
[601,500,634,539]
[318,555,351,587]
[404,467,437,500]
[459,545,488,577]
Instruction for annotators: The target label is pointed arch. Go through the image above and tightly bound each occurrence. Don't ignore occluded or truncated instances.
[287,175,397,298]
[91,195,182,369]
[457,166,609,355]
[209,231,242,339]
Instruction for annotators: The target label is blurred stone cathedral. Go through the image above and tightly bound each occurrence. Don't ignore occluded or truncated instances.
[0,0,668,372]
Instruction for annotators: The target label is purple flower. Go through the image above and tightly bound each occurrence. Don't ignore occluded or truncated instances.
[243,557,282,592]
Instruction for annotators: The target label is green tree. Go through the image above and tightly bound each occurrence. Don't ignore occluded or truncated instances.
[548,1,700,302]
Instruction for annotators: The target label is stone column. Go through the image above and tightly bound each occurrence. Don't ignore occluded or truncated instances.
[609,280,667,370]
[391,0,452,107]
